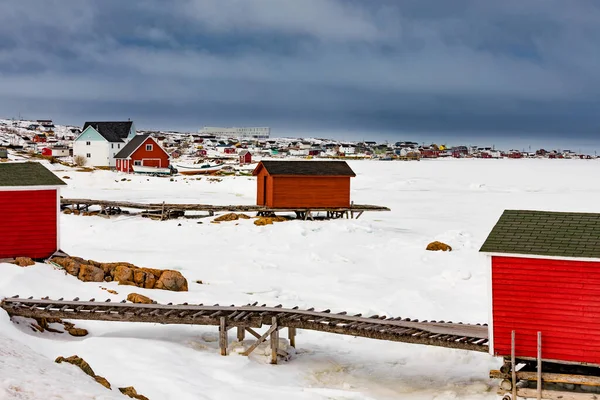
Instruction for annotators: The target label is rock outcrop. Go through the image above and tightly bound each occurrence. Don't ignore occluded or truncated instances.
[119,386,149,400]
[127,293,154,304]
[50,257,188,291]
[426,241,452,252]
[12,257,35,267]
[254,216,288,226]
[55,355,112,390]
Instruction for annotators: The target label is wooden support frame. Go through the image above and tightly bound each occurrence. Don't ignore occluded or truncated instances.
[270,317,279,364]
[289,327,296,348]
[511,330,517,400]
[242,324,278,357]
[537,331,542,400]
[219,316,228,356]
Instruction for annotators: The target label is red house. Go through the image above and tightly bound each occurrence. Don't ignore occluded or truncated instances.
[32,134,47,143]
[480,210,600,366]
[239,150,252,165]
[114,134,170,173]
[252,161,355,209]
[0,162,66,259]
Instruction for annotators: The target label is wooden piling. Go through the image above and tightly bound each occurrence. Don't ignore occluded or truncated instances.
[220,316,227,356]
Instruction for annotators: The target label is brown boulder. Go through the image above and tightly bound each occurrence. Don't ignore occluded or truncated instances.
[119,386,149,400]
[55,355,95,377]
[78,264,104,282]
[13,257,35,267]
[63,208,72,215]
[68,327,89,337]
[52,257,81,276]
[127,293,154,304]
[143,272,156,289]
[133,270,146,285]
[426,241,452,252]
[155,270,188,291]
[94,375,111,389]
[113,265,134,283]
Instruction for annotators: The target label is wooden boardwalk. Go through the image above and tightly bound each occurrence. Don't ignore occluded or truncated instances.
[60,198,391,220]
[1,296,488,364]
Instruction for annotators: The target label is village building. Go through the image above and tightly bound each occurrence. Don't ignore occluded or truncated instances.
[238,150,252,165]
[41,146,70,158]
[480,209,600,365]
[0,162,66,259]
[73,121,136,167]
[114,134,170,173]
[252,160,356,208]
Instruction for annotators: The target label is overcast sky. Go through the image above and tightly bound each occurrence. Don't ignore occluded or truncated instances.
[1,1,599,148]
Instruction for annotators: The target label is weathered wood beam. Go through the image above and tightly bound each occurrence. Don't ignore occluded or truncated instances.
[490,370,600,387]
[271,317,279,365]
[242,324,278,357]
[220,317,227,356]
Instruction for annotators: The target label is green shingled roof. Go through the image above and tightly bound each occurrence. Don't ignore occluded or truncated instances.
[480,210,600,258]
[0,162,66,187]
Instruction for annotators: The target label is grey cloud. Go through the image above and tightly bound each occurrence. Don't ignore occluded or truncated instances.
[0,0,599,145]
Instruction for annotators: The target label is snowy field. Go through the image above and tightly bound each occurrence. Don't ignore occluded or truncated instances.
[2,158,599,400]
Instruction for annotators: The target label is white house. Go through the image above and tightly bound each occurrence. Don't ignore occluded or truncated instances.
[73,121,136,167]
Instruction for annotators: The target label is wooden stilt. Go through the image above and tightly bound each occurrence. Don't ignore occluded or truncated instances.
[219,316,227,356]
[289,327,296,348]
[271,316,279,365]
[512,330,517,400]
[237,326,245,342]
[537,331,542,400]
[160,201,166,221]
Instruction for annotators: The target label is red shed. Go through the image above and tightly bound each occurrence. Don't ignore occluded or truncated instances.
[0,162,66,259]
[32,134,47,143]
[114,134,170,173]
[480,210,600,366]
[239,150,252,165]
[252,161,355,208]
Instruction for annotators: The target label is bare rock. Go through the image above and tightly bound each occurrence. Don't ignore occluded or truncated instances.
[133,270,146,285]
[55,355,95,377]
[113,265,134,283]
[127,293,154,304]
[78,264,105,282]
[119,386,149,400]
[94,375,111,389]
[13,257,35,267]
[63,208,72,214]
[67,327,89,337]
[143,272,156,289]
[426,241,452,252]
[155,270,188,291]
[52,257,80,276]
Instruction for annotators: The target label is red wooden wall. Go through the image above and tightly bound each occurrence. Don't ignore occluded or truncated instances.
[0,189,58,259]
[116,138,169,173]
[267,176,350,208]
[130,138,169,169]
[492,255,600,365]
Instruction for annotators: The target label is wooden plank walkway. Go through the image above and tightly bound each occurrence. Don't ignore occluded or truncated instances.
[1,297,488,362]
[60,198,391,220]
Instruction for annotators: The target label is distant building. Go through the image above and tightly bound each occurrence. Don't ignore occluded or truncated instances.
[73,121,136,167]
[199,126,270,140]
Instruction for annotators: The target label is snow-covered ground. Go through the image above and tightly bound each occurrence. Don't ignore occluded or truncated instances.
[2,158,599,399]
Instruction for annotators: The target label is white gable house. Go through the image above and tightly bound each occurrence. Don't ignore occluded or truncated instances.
[73,121,136,167]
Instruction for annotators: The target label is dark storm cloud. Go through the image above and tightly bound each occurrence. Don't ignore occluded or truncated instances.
[0,0,599,142]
